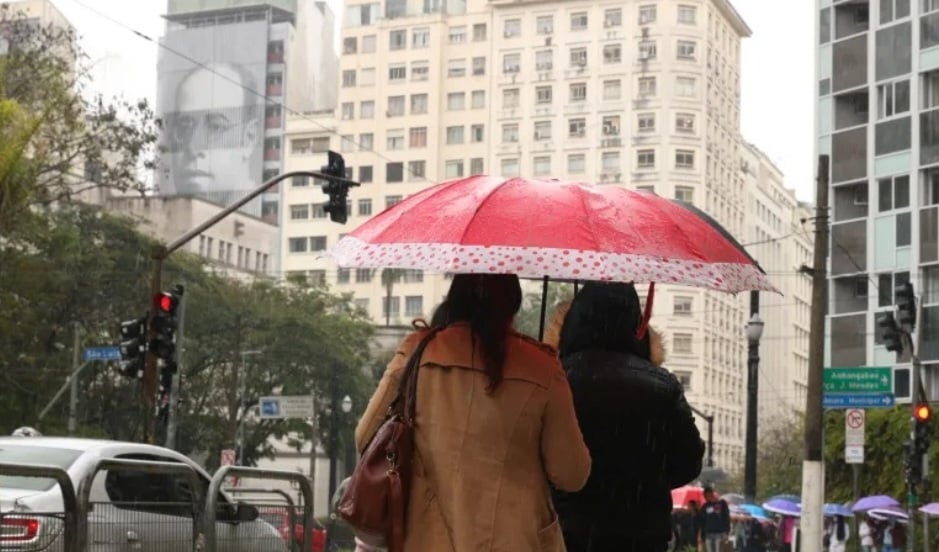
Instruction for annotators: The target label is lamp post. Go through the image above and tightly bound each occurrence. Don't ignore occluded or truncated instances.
[744,313,764,503]
[236,349,263,466]
[326,392,352,551]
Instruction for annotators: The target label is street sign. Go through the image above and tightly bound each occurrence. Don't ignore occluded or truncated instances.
[82,346,121,361]
[845,409,866,446]
[845,445,865,464]
[823,367,892,394]
[823,394,895,409]
[220,448,236,466]
[258,395,314,419]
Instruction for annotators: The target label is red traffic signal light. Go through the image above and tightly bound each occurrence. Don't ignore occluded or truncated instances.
[915,403,931,422]
[153,292,178,314]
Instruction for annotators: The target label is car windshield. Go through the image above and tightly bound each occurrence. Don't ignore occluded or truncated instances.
[0,445,82,491]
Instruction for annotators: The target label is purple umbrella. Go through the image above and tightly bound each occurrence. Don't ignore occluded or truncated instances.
[852,495,900,512]
[869,507,909,520]
[920,503,939,516]
[763,499,801,517]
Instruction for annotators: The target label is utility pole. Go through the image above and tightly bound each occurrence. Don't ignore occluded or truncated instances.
[801,154,830,552]
[688,404,715,468]
[67,322,81,436]
[164,286,187,450]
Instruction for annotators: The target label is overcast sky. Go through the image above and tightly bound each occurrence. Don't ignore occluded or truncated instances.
[46,0,816,201]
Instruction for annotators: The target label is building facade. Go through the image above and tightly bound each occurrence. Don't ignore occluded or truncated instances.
[282,0,757,471]
[741,143,814,431]
[817,0,939,402]
[155,0,338,227]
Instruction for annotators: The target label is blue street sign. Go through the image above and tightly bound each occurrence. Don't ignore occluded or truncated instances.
[82,346,121,362]
[823,393,895,409]
[259,397,283,419]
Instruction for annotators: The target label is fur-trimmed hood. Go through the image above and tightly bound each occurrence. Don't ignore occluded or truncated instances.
[542,299,667,367]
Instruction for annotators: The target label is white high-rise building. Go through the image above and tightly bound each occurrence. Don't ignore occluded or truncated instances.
[282,0,761,471]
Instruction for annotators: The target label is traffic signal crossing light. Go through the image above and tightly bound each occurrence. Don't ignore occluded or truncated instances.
[119,316,148,378]
[914,402,932,456]
[897,282,917,328]
[320,150,359,224]
[877,312,902,353]
[150,287,182,360]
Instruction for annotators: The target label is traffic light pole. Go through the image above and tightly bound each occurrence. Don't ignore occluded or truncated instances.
[164,288,186,450]
[141,168,358,443]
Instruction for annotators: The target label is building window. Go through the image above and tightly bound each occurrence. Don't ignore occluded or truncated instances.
[570,11,588,31]
[568,153,586,173]
[570,82,587,102]
[447,92,466,110]
[358,199,372,216]
[449,25,466,43]
[604,8,622,27]
[340,134,355,152]
[382,296,401,318]
[341,102,354,120]
[389,29,407,50]
[412,27,429,47]
[385,195,403,208]
[674,296,693,316]
[471,124,484,142]
[342,70,356,87]
[673,333,693,354]
[501,158,520,176]
[387,162,405,182]
[472,56,486,75]
[534,156,551,175]
[470,157,484,174]
[536,15,553,34]
[405,296,424,317]
[536,49,553,70]
[639,40,657,60]
[408,160,426,179]
[502,123,519,143]
[359,166,373,182]
[570,47,587,67]
[675,185,694,203]
[677,40,697,60]
[446,126,465,144]
[355,269,373,283]
[411,61,429,81]
[290,204,309,220]
[401,269,424,283]
[637,149,655,168]
[881,0,911,23]
[676,150,695,169]
[354,298,369,311]
[534,121,552,141]
[603,79,622,100]
[359,133,374,151]
[639,4,656,24]
[638,113,655,132]
[676,113,695,133]
[678,5,697,24]
[388,64,407,81]
[337,269,351,284]
[387,95,406,116]
[603,44,622,64]
[676,76,696,97]
[878,79,911,119]
[503,53,521,73]
[445,160,464,178]
[473,23,487,41]
[504,18,521,37]
[878,271,911,306]
[362,35,376,52]
[536,85,553,104]
[878,175,910,212]
[411,93,429,114]
[603,115,620,136]
[312,203,326,219]
[360,101,375,119]
[569,118,586,137]
[310,236,327,251]
[410,126,428,148]
[503,88,520,108]
[448,59,466,77]
[343,37,357,54]
[601,151,620,173]
[386,130,404,150]
[291,175,309,187]
[639,76,656,96]
[472,90,486,108]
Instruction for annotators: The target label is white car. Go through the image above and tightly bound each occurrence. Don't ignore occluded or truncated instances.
[0,437,287,551]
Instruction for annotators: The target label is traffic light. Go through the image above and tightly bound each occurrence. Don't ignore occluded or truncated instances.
[320,151,358,224]
[877,312,902,353]
[897,282,916,328]
[914,402,932,456]
[159,361,177,395]
[904,440,922,486]
[150,287,182,360]
[118,316,147,378]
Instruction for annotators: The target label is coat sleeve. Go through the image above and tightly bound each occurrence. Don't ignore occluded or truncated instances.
[721,500,731,532]
[665,387,706,489]
[354,332,424,452]
[541,366,592,492]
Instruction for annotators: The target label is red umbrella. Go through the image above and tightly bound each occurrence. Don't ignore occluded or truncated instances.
[331,176,777,294]
[672,485,711,510]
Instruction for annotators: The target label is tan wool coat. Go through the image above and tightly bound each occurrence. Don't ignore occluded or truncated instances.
[355,324,591,552]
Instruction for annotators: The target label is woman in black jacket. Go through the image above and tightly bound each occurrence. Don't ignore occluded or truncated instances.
[552,281,705,552]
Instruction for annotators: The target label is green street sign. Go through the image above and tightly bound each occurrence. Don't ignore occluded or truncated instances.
[823,367,892,394]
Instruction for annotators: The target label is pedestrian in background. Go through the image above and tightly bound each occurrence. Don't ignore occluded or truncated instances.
[698,486,731,552]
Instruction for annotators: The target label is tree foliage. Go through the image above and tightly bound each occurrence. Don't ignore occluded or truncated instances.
[514,281,575,339]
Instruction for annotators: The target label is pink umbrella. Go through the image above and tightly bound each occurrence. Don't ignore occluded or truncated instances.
[920,503,939,516]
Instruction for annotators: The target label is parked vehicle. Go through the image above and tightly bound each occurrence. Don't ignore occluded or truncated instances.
[0,436,287,551]
[259,508,327,551]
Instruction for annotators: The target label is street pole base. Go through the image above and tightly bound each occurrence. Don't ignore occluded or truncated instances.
[799,460,825,552]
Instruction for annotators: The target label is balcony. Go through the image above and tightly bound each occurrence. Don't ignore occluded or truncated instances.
[266,83,283,96]
[265,116,282,129]
[264,148,281,161]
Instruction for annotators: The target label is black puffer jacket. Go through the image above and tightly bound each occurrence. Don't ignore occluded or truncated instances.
[551,282,704,547]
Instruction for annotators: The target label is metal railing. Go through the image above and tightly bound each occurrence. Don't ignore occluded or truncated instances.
[224,487,299,550]
[0,462,78,552]
[205,466,314,552]
[75,458,202,551]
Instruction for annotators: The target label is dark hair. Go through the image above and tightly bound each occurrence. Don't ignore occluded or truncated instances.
[703,486,714,494]
[558,281,650,360]
[440,273,522,391]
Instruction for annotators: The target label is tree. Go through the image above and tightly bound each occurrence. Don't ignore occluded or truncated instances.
[0,6,158,233]
[514,280,575,339]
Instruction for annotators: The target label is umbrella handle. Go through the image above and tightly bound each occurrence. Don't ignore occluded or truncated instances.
[538,276,549,341]
[636,282,655,340]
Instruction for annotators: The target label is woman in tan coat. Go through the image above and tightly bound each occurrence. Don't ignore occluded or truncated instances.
[355,273,591,552]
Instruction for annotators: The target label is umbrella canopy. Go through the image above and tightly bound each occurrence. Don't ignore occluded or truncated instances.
[330,176,778,294]
[763,499,801,517]
[852,495,900,512]
[671,485,708,509]
[920,502,939,516]
[824,503,853,517]
[768,494,801,503]
[742,504,768,518]
[722,493,745,506]
[869,507,909,521]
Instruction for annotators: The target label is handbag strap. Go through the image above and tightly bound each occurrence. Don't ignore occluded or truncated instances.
[390,325,439,423]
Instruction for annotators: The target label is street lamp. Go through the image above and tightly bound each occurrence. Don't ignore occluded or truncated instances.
[327,391,353,552]
[237,349,263,466]
[744,313,764,503]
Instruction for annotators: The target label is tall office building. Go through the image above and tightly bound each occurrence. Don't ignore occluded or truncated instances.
[155,0,338,226]
[283,0,760,471]
[817,0,939,402]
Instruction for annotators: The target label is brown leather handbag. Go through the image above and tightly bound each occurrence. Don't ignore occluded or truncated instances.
[337,328,437,552]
